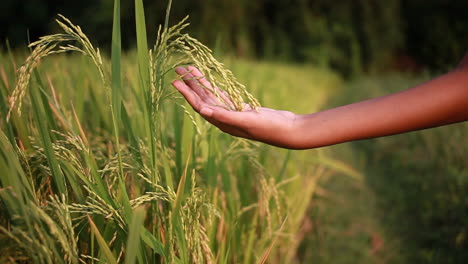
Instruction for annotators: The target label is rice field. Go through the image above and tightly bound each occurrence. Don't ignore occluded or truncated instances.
[0,1,357,263]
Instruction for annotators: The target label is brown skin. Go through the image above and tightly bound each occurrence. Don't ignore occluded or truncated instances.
[172,55,468,150]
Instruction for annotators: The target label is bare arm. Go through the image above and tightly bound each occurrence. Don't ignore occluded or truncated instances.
[172,56,468,150]
[293,67,468,148]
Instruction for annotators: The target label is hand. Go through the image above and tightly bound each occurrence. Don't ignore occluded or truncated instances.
[171,66,300,148]
[172,59,468,150]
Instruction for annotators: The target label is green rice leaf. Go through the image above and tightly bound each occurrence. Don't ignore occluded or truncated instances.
[30,72,67,195]
[111,0,122,124]
[141,229,165,256]
[125,206,147,264]
[134,0,150,94]
[87,216,118,264]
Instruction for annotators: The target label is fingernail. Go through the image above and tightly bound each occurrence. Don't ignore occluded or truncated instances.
[200,107,213,117]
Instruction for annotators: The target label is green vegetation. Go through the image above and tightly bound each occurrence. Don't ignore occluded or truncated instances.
[3,0,468,75]
[0,1,350,262]
[1,1,467,263]
[326,75,468,263]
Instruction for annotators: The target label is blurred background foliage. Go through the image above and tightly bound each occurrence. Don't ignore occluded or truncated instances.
[2,0,468,77]
[1,0,468,263]
[323,74,468,263]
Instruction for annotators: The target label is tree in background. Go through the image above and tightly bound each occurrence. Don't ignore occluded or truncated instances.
[1,0,467,75]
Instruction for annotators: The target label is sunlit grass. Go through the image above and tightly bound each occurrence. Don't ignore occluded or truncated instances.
[0,1,358,263]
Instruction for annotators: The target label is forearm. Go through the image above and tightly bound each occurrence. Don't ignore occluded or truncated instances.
[291,69,468,149]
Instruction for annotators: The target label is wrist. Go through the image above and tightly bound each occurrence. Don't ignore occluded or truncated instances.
[288,112,335,150]
[287,114,310,149]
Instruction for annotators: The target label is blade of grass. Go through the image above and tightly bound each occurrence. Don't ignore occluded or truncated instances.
[181,103,194,180]
[205,128,217,188]
[0,131,34,206]
[258,216,288,264]
[87,215,118,264]
[133,5,160,263]
[242,213,259,264]
[134,0,158,188]
[134,0,150,88]
[122,104,143,166]
[125,206,147,264]
[160,145,174,190]
[35,72,59,132]
[29,72,67,195]
[173,219,188,263]
[1,56,29,147]
[163,0,173,31]
[70,103,116,206]
[277,149,291,181]
[111,0,122,124]
[314,154,363,181]
[0,68,16,144]
[141,229,165,256]
[110,0,132,223]
[172,146,190,219]
[173,104,183,176]
[170,147,192,263]
[58,163,85,202]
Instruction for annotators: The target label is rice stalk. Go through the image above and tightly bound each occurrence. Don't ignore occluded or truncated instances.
[7,15,108,121]
[86,215,118,264]
[0,1,327,262]
[124,206,146,264]
[0,193,79,264]
[150,15,260,111]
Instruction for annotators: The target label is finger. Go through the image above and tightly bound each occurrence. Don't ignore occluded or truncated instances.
[200,112,252,139]
[172,80,203,112]
[213,86,236,110]
[187,66,214,90]
[176,67,216,102]
[199,105,253,129]
[175,66,204,93]
[186,66,236,109]
[173,80,251,138]
[217,125,252,139]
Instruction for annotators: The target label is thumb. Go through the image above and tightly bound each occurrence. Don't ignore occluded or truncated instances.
[200,106,249,127]
[200,107,214,117]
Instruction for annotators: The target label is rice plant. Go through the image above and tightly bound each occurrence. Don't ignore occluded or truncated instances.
[0,0,348,263]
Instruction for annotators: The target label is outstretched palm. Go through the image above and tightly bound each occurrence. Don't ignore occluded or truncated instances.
[172,66,298,148]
